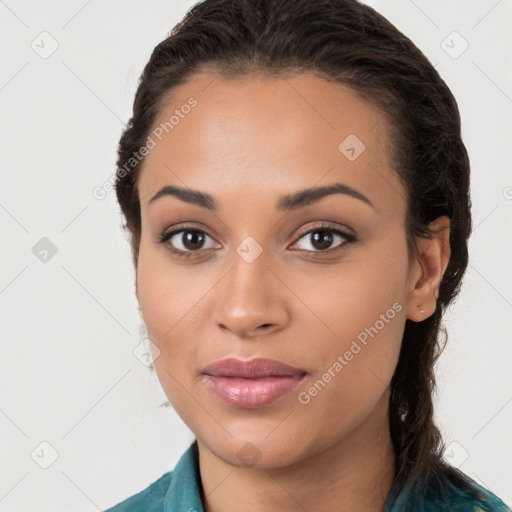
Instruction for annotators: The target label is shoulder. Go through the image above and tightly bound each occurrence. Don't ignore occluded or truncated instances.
[387,462,511,512]
[439,465,511,512]
[102,440,203,512]
[102,471,174,512]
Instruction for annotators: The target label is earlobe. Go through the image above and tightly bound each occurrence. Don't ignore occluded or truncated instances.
[405,216,451,322]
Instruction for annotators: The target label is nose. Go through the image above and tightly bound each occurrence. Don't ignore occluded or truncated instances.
[213,248,290,340]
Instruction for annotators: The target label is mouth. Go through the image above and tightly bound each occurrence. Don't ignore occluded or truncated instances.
[201,357,307,409]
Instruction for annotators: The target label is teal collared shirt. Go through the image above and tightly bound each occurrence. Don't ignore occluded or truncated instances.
[103,440,511,512]
[104,441,204,512]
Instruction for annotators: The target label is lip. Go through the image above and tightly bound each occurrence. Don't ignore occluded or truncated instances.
[202,357,306,378]
[202,357,307,409]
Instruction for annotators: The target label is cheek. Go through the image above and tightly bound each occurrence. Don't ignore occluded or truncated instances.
[294,266,407,441]
[136,248,201,414]
[136,240,223,386]
[293,238,408,353]
[136,244,195,374]
[292,233,408,402]
[137,239,196,338]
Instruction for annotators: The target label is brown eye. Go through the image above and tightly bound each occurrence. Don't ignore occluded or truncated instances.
[156,228,218,256]
[175,230,207,251]
[291,225,356,254]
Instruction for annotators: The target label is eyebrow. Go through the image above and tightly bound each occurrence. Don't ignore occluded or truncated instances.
[148,182,375,211]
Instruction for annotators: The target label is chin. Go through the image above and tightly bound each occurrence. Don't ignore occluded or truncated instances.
[197,428,314,470]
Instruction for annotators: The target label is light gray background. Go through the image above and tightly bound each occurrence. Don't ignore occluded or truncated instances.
[1,0,511,510]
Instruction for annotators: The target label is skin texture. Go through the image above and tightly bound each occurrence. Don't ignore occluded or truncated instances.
[135,71,451,512]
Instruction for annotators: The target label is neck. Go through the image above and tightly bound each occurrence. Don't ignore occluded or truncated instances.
[197,392,396,512]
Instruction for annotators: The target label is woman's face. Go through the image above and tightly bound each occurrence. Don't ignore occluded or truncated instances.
[135,71,420,468]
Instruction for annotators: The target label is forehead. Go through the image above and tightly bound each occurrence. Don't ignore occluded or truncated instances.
[137,71,405,218]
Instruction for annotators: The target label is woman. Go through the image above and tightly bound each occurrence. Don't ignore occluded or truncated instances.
[104,0,511,510]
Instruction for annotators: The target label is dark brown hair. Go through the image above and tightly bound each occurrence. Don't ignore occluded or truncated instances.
[115,0,472,501]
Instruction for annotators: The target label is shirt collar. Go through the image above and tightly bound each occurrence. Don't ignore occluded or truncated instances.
[164,440,205,512]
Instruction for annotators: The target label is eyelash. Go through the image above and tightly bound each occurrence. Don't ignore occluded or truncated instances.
[154,222,357,259]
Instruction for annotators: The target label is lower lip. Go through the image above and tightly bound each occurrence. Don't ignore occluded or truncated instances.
[205,374,306,408]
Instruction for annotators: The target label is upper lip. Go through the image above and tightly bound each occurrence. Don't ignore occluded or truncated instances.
[202,357,307,378]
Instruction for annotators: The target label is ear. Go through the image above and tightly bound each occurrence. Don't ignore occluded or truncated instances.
[405,215,451,322]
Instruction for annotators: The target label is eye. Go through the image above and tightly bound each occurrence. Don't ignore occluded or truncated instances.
[155,227,218,257]
[155,222,356,258]
[290,223,356,254]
